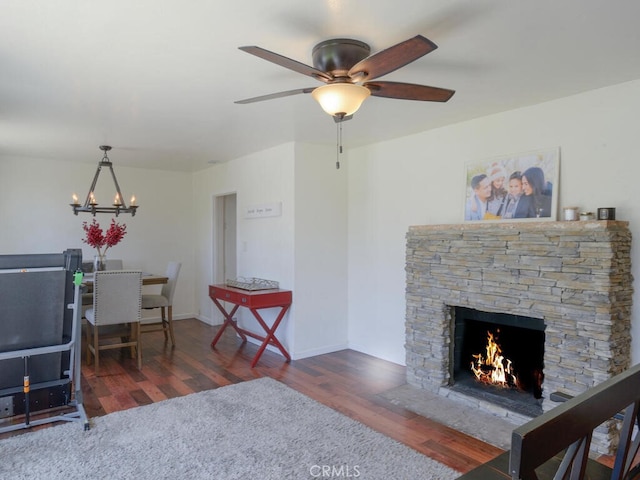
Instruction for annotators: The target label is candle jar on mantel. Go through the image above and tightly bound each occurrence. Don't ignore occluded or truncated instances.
[93,254,107,272]
[562,207,579,221]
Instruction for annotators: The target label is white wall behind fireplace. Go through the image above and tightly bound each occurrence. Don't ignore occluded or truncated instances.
[347,78,640,366]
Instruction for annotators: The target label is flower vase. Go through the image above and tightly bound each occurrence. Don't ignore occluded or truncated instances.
[94,254,107,272]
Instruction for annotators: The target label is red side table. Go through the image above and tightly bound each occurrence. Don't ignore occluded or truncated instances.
[209,284,292,367]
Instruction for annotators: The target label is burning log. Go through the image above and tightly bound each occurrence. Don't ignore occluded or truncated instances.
[470,331,518,388]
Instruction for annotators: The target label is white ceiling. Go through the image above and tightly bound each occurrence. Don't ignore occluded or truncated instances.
[2,0,640,172]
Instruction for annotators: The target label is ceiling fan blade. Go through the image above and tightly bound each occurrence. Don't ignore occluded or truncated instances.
[365,81,455,102]
[348,35,437,82]
[235,87,315,105]
[239,46,333,82]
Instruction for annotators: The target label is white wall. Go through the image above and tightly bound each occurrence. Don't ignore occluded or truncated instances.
[192,144,296,339]
[347,78,640,365]
[192,142,350,359]
[0,156,196,320]
[293,143,349,357]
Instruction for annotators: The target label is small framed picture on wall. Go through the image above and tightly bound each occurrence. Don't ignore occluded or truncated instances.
[463,147,560,222]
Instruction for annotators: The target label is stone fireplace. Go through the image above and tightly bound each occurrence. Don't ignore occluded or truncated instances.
[405,221,632,454]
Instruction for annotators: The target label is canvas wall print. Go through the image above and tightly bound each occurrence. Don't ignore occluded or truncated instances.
[463,148,559,222]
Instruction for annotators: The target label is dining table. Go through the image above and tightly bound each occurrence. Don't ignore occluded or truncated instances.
[82,272,168,291]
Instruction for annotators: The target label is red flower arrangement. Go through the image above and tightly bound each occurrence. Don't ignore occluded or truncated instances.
[82,219,127,257]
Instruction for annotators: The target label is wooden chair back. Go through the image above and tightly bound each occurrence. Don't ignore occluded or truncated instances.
[510,363,640,480]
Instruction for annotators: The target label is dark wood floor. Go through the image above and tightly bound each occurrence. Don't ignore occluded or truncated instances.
[3,318,504,474]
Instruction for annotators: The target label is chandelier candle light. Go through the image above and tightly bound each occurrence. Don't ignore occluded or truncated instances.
[71,145,138,216]
[82,219,127,271]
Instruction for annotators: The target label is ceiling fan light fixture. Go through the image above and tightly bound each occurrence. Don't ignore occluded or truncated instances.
[311,83,370,117]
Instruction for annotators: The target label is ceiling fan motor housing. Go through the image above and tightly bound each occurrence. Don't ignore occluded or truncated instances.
[312,39,370,80]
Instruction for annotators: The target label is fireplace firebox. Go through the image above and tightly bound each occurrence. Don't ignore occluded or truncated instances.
[452,307,545,417]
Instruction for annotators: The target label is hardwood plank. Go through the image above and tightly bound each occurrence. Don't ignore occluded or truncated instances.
[136,380,170,403]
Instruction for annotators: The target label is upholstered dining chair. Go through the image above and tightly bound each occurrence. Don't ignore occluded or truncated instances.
[82,259,124,310]
[85,270,143,374]
[105,259,123,270]
[141,261,181,346]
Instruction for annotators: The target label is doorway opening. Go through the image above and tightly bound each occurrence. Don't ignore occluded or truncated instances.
[213,193,237,287]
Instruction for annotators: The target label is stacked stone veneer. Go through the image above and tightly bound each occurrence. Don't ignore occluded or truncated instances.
[405,221,632,454]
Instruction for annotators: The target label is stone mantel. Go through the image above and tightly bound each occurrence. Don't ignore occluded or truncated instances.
[408,219,629,234]
[405,220,633,454]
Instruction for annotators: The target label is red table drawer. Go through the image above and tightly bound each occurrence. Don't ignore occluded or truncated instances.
[209,285,292,309]
[210,286,243,305]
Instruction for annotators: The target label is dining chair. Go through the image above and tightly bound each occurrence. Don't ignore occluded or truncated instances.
[141,261,181,346]
[105,259,123,270]
[85,270,143,374]
[82,259,124,310]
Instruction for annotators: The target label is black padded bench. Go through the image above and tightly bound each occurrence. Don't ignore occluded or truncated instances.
[457,363,640,480]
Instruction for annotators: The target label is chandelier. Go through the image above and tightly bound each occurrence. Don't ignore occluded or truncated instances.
[70,145,138,216]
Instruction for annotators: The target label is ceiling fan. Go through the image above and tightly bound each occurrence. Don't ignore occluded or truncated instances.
[235,35,455,122]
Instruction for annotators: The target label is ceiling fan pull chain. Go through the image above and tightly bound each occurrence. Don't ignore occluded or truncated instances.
[336,121,343,170]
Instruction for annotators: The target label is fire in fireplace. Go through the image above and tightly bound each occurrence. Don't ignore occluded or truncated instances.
[470,330,518,389]
[453,307,545,416]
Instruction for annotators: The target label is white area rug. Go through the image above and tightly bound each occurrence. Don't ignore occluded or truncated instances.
[0,378,458,479]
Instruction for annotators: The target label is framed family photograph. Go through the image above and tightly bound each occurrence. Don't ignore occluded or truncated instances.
[463,147,560,222]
